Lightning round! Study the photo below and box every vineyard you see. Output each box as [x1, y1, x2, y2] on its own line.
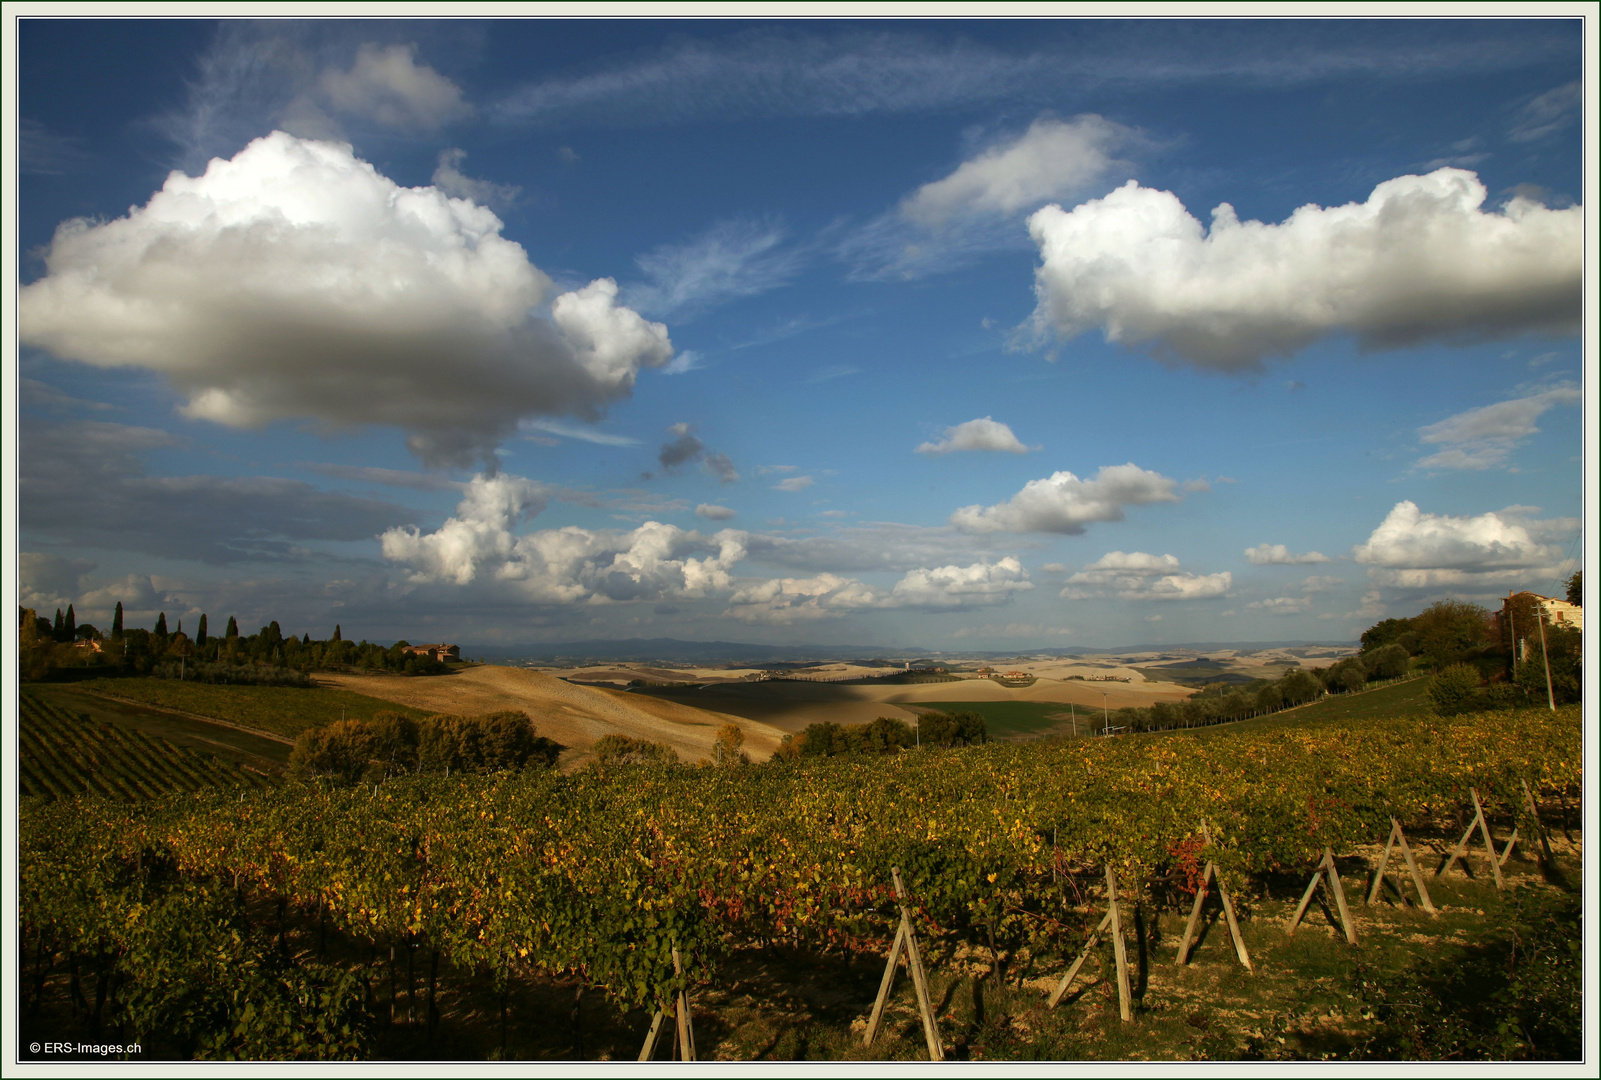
[19, 693, 276, 802]
[18, 704, 1582, 1060]
[78, 678, 432, 741]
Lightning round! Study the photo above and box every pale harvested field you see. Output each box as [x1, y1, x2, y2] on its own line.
[633, 675, 1193, 734]
[315, 667, 787, 765]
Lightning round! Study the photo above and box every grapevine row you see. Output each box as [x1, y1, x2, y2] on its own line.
[19, 705, 1579, 1057]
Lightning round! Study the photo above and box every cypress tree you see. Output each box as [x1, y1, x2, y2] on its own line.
[53, 608, 64, 640]
[155, 612, 168, 637]
[302, 632, 311, 646]
[333, 624, 342, 642]
[112, 602, 124, 638]
[226, 615, 238, 639]
[197, 614, 208, 646]
[65, 604, 76, 639]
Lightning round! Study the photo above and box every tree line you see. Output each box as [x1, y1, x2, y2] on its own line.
[18, 604, 459, 683]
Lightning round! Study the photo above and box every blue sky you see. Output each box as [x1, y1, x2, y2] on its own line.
[8, 15, 1591, 650]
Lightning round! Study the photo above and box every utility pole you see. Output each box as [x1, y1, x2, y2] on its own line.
[1507, 591, 1516, 682]
[1536, 606, 1556, 712]
[1101, 692, 1109, 736]
[1070, 702, 1076, 738]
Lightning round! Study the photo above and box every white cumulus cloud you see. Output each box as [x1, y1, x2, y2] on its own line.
[380, 473, 746, 603]
[317, 42, 472, 130]
[1415, 383, 1581, 471]
[1025, 168, 1581, 370]
[696, 504, 737, 521]
[889, 557, 1033, 608]
[1064, 550, 1230, 601]
[1244, 543, 1331, 565]
[1248, 596, 1312, 614]
[725, 557, 1031, 623]
[1352, 500, 1574, 588]
[19, 131, 673, 468]
[774, 475, 815, 493]
[915, 416, 1038, 456]
[431, 148, 521, 208]
[951, 463, 1180, 534]
[902, 115, 1135, 226]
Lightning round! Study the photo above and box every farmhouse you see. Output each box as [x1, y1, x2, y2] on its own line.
[1500, 592, 1584, 633]
[401, 642, 461, 662]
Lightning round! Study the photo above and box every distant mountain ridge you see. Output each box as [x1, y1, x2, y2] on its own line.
[463, 637, 1358, 665]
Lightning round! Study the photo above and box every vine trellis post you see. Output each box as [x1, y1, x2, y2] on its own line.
[1046, 864, 1133, 1022]
[1175, 820, 1253, 971]
[637, 946, 697, 1061]
[1495, 778, 1556, 870]
[1436, 787, 1505, 890]
[1366, 817, 1436, 913]
[1288, 846, 1358, 945]
[863, 867, 944, 1061]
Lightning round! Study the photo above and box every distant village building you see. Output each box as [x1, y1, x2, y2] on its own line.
[1498, 592, 1583, 634]
[402, 643, 460, 662]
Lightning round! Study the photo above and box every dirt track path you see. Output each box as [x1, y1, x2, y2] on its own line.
[316, 666, 787, 764]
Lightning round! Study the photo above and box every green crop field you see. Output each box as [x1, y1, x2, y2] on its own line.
[20, 692, 276, 802]
[79, 678, 431, 741]
[911, 700, 1091, 740]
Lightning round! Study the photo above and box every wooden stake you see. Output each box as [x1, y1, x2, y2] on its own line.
[1438, 788, 1505, 889]
[1521, 778, 1556, 868]
[1365, 821, 1399, 906]
[637, 1009, 666, 1062]
[1106, 865, 1133, 1022]
[1047, 910, 1113, 1008]
[863, 920, 908, 1046]
[672, 947, 696, 1062]
[1367, 819, 1437, 913]
[894, 869, 945, 1062]
[1288, 848, 1358, 944]
[1323, 847, 1357, 945]
[1498, 829, 1520, 868]
[1176, 822, 1253, 971]
[863, 869, 944, 1060]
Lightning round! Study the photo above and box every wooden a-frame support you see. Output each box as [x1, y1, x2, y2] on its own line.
[1175, 821, 1253, 971]
[1365, 817, 1436, 914]
[637, 946, 697, 1062]
[1436, 787, 1505, 890]
[1288, 846, 1358, 945]
[1046, 864, 1134, 1021]
[1493, 779, 1557, 870]
[862, 868, 945, 1061]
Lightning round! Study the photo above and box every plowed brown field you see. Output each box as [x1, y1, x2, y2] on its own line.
[314, 666, 787, 764]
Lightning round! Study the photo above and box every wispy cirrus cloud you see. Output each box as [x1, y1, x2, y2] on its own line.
[1414, 383, 1581, 471]
[487, 26, 1570, 131]
[628, 218, 808, 320]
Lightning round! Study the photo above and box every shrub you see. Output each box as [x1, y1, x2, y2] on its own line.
[918, 710, 987, 747]
[1428, 663, 1483, 716]
[592, 734, 678, 767]
[288, 720, 378, 785]
[711, 723, 749, 766]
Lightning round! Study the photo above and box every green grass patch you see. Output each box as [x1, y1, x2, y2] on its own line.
[78, 678, 431, 741]
[1164, 679, 1434, 742]
[913, 700, 1093, 740]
